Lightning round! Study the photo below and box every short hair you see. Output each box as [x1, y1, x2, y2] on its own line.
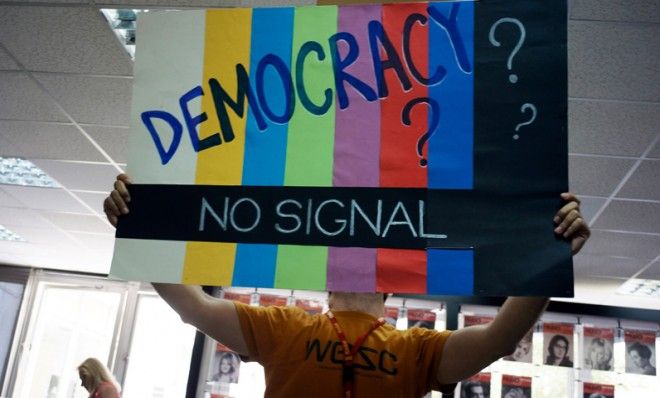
[78, 358, 118, 393]
[327, 292, 388, 302]
[627, 342, 652, 359]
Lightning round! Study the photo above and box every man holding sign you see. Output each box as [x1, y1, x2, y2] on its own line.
[106, 0, 583, 395]
[104, 174, 589, 397]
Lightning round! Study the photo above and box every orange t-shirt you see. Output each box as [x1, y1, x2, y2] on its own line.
[235, 302, 453, 398]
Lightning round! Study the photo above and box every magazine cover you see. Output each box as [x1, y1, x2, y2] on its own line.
[222, 291, 251, 304]
[384, 306, 399, 327]
[583, 382, 614, 398]
[624, 329, 656, 376]
[501, 375, 531, 398]
[407, 308, 436, 329]
[543, 323, 574, 368]
[463, 315, 493, 328]
[461, 372, 490, 398]
[258, 293, 287, 307]
[583, 327, 614, 371]
[504, 330, 533, 363]
[295, 297, 325, 314]
[210, 344, 241, 384]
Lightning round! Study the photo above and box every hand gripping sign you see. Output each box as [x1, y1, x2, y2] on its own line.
[111, 0, 571, 295]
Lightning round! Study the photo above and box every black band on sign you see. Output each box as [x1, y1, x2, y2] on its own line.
[115, 184, 452, 249]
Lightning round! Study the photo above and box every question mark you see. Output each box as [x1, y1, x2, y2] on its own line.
[488, 18, 526, 83]
[402, 97, 440, 167]
[513, 103, 537, 140]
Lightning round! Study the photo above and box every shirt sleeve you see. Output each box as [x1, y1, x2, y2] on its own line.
[414, 328, 456, 393]
[234, 302, 306, 365]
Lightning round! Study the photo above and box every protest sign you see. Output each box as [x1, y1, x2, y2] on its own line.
[111, 0, 570, 295]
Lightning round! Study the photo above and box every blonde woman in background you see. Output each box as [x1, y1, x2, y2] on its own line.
[78, 358, 121, 398]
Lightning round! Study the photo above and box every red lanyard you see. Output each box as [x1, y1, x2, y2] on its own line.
[325, 310, 385, 398]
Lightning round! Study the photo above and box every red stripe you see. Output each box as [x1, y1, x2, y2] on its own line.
[377, 3, 428, 293]
[379, 2, 428, 187]
[377, 248, 426, 293]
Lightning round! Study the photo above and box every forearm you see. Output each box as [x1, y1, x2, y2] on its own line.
[152, 282, 249, 355]
[488, 297, 548, 356]
[436, 297, 548, 383]
[152, 283, 208, 325]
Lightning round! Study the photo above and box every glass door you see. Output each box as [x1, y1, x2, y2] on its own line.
[9, 272, 127, 398]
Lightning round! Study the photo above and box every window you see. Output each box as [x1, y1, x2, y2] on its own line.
[121, 292, 196, 398]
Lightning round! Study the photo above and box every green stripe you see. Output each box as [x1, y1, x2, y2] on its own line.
[275, 5, 337, 290]
[285, 5, 336, 186]
[275, 245, 328, 290]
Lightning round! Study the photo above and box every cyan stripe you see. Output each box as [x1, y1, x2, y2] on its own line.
[233, 7, 294, 287]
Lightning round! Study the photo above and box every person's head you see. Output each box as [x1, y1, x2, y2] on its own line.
[219, 352, 236, 375]
[77, 358, 115, 393]
[627, 342, 652, 368]
[327, 292, 387, 317]
[547, 334, 570, 360]
[461, 381, 485, 398]
[588, 338, 612, 367]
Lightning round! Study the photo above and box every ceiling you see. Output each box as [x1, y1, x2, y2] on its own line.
[0, 0, 658, 309]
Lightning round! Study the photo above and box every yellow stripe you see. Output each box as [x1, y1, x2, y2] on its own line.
[182, 9, 252, 285]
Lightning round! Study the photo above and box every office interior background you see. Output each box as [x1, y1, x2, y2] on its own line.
[0, 0, 658, 397]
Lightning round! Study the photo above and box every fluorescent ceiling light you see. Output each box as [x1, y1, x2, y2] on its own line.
[101, 9, 149, 59]
[616, 278, 660, 298]
[0, 225, 26, 242]
[0, 157, 60, 188]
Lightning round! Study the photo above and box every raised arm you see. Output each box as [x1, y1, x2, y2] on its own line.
[104, 174, 249, 356]
[435, 193, 590, 384]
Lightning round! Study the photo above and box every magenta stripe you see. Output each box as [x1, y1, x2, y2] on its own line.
[328, 247, 377, 292]
[327, 4, 381, 292]
[332, 4, 381, 187]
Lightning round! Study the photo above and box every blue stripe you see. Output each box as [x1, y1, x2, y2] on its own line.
[427, 249, 473, 294]
[426, 2, 474, 293]
[233, 7, 294, 287]
[427, 1, 474, 189]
